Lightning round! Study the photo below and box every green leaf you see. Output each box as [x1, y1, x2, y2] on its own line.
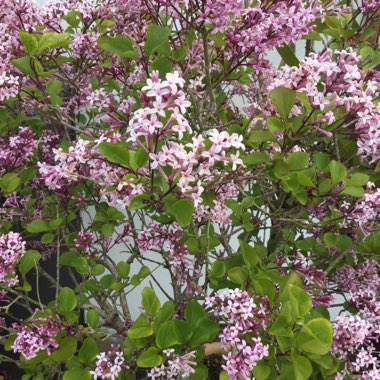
[41, 233, 55, 244]
[249, 130, 276, 143]
[86, 309, 100, 329]
[276, 44, 300, 66]
[98, 35, 137, 59]
[156, 320, 180, 348]
[12, 56, 35, 77]
[98, 141, 130, 167]
[188, 318, 220, 347]
[242, 152, 270, 166]
[116, 261, 130, 279]
[142, 287, 161, 316]
[46, 79, 62, 96]
[128, 326, 154, 339]
[252, 362, 271, 380]
[252, 279, 275, 301]
[79, 337, 99, 364]
[282, 353, 312, 380]
[288, 285, 312, 319]
[210, 261, 226, 278]
[27, 219, 52, 233]
[188, 365, 208, 380]
[349, 173, 369, 186]
[287, 152, 310, 171]
[269, 87, 296, 120]
[145, 25, 171, 56]
[0, 173, 21, 193]
[227, 267, 248, 285]
[267, 116, 286, 132]
[19, 31, 39, 56]
[151, 56, 173, 79]
[169, 198, 194, 227]
[185, 300, 207, 327]
[269, 315, 294, 337]
[63, 369, 91, 380]
[240, 240, 260, 270]
[154, 301, 175, 324]
[329, 160, 346, 185]
[52, 336, 77, 362]
[137, 347, 163, 368]
[341, 186, 364, 197]
[101, 223, 114, 236]
[19, 250, 41, 276]
[296, 318, 333, 355]
[38, 32, 70, 54]
[128, 193, 150, 210]
[59, 287, 77, 313]
[297, 172, 315, 187]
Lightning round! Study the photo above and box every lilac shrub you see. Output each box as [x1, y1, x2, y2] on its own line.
[0, 0, 379, 379]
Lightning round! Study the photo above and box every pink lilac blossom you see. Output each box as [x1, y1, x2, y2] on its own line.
[148, 349, 196, 379]
[260, 48, 380, 163]
[0, 232, 26, 287]
[0, 127, 37, 174]
[205, 289, 269, 380]
[332, 314, 379, 378]
[75, 231, 94, 251]
[38, 136, 145, 206]
[12, 313, 64, 360]
[348, 186, 380, 233]
[362, 0, 380, 14]
[90, 350, 128, 380]
[223, 0, 323, 59]
[332, 260, 380, 377]
[71, 31, 101, 61]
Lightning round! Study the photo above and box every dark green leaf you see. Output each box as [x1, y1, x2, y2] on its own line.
[19, 250, 41, 276]
[142, 287, 161, 316]
[98, 35, 137, 59]
[276, 44, 300, 66]
[59, 287, 77, 313]
[98, 141, 130, 167]
[145, 25, 170, 56]
[269, 87, 296, 120]
[52, 336, 77, 362]
[86, 309, 100, 329]
[79, 337, 99, 364]
[137, 347, 163, 368]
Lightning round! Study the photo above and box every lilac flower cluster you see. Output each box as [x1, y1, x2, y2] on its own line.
[0, 127, 37, 174]
[332, 314, 379, 379]
[205, 289, 269, 380]
[0, 232, 26, 287]
[147, 349, 196, 379]
[130, 71, 245, 207]
[194, 182, 239, 225]
[362, 0, 380, 14]
[265, 48, 380, 164]
[349, 184, 380, 233]
[334, 260, 380, 323]
[90, 350, 128, 380]
[75, 231, 94, 252]
[12, 313, 64, 360]
[332, 260, 380, 378]
[137, 223, 201, 295]
[201, 0, 323, 61]
[38, 136, 145, 206]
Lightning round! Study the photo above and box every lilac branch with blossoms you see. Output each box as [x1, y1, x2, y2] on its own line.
[0, 0, 379, 379]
